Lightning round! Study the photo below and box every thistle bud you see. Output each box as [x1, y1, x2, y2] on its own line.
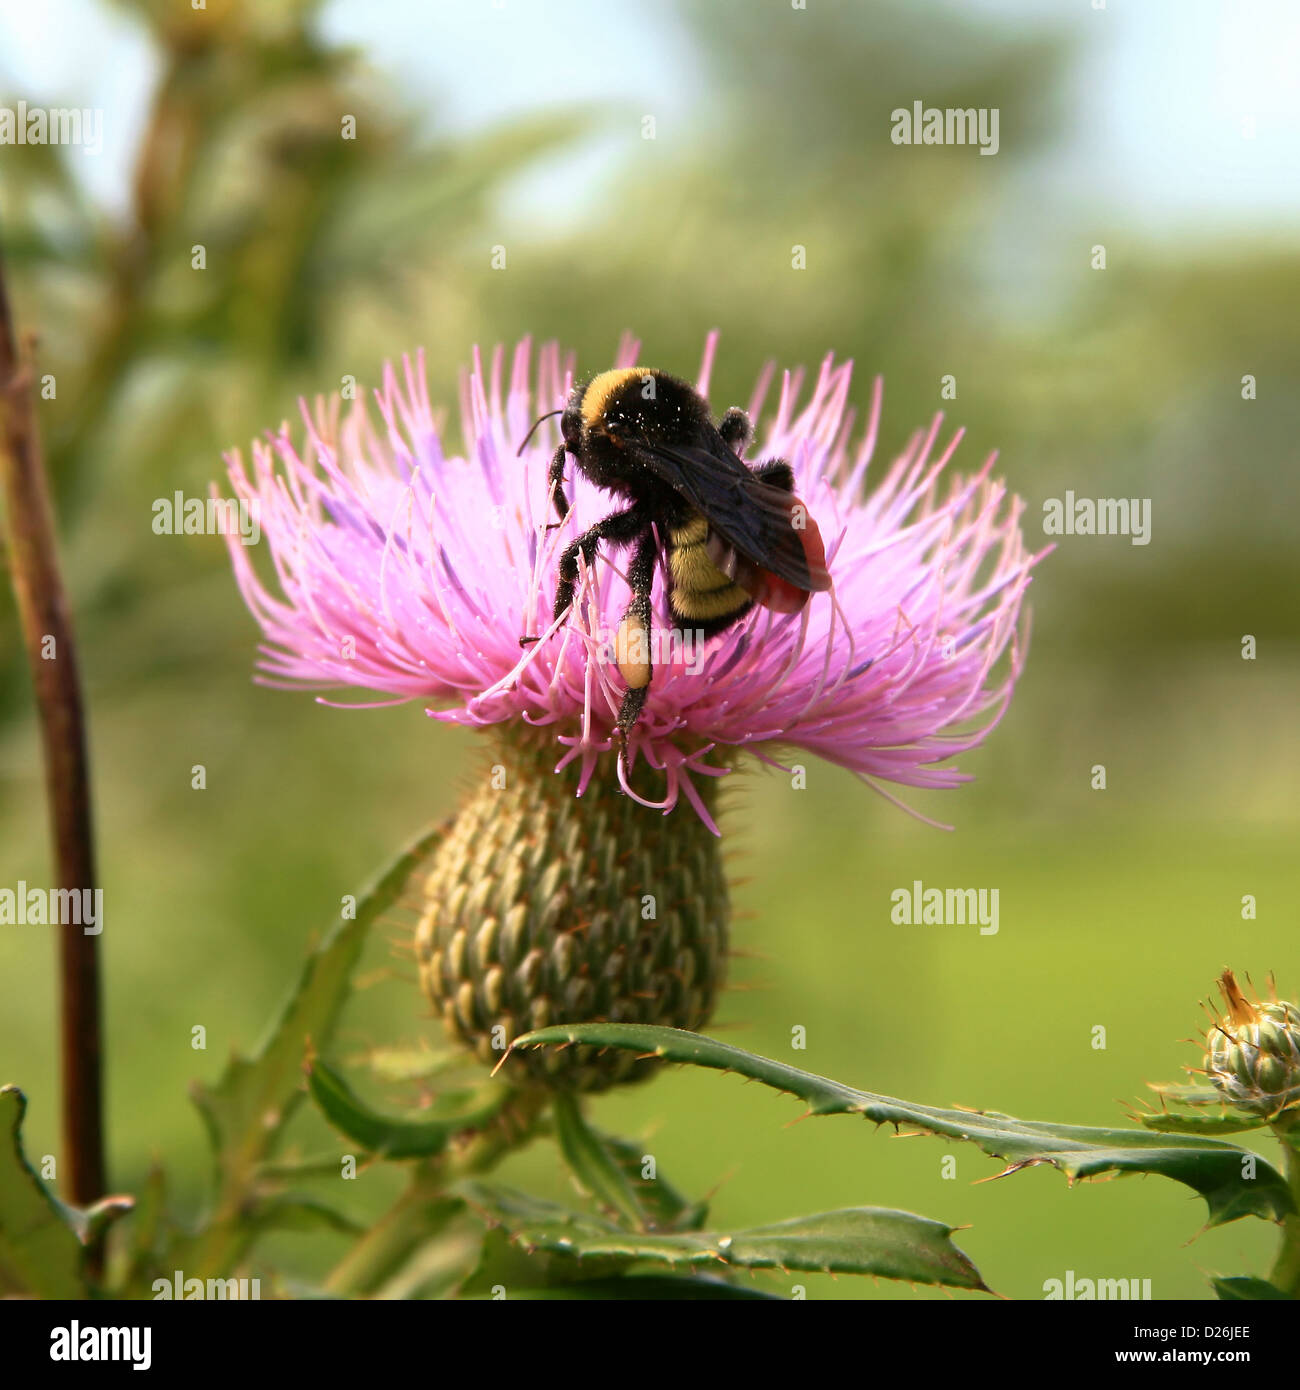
[1205, 970, 1300, 1118]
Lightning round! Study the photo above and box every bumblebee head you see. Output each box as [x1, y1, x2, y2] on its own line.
[579, 368, 651, 430]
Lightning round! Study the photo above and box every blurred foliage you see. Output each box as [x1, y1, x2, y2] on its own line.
[1, 0, 1296, 1299]
[0, 0, 591, 719]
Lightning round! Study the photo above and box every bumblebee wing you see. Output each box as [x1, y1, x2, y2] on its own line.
[622, 435, 832, 593]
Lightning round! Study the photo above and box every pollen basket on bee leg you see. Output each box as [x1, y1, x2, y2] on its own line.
[616, 615, 653, 689]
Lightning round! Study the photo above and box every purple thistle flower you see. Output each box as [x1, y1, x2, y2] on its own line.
[223, 333, 1042, 833]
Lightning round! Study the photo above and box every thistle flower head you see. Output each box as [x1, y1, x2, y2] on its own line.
[224, 334, 1040, 830]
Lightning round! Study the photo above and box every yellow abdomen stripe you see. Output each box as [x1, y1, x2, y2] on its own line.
[669, 516, 750, 620]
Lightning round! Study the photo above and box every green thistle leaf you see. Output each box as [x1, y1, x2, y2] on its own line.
[1212, 1275, 1290, 1300]
[514, 1023, 1294, 1228]
[552, 1094, 647, 1229]
[306, 1055, 509, 1160]
[459, 1183, 988, 1291]
[550, 1096, 706, 1232]
[1138, 1109, 1272, 1137]
[191, 822, 446, 1189]
[175, 822, 445, 1279]
[590, 1130, 710, 1233]
[0, 1086, 101, 1298]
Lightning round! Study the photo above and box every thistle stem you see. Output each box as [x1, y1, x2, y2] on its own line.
[1268, 1121, 1300, 1298]
[0, 245, 106, 1272]
[323, 1172, 456, 1298]
[325, 1091, 548, 1297]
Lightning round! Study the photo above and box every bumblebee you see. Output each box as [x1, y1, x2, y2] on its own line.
[520, 367, 832, 757]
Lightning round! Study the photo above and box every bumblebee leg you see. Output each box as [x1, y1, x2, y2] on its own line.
[719, 406, 752, 453]
[615, 688, 649, 764]
[522, 504, 635, 647]
[614, 530, 659, 763]
[550, 506, 647, 625]
[752, 457, 794, 491]
[546, 443, 570, 525]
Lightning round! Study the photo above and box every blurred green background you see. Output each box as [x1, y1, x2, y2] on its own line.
[1, 0, 1297, 1299]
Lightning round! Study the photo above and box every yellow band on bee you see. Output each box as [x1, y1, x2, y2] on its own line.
[581, 369, 649, 426]
[670, 583, 750, 620]
[669, 517, 749, 619]
[668, 515, 710, 548]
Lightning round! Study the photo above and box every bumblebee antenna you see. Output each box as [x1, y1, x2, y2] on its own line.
[516, 409, 563, 457]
